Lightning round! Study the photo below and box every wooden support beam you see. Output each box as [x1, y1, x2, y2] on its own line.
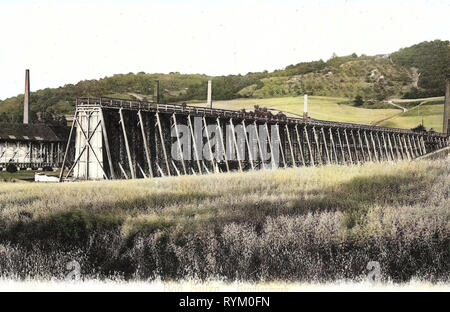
[100, 109, 115, 179]
[156, 162, 165, 177]
[230, 118, 243, 172]
[254, 121, 266, 169]
[321, 127, 331, 164]
[137, 163, 148, 178]
[242, 120, 255, 170]
[285, 124, 296, 168]
[343, 129, 353, 164]
[397, 134, 406, 160]
[275, 123, 287, 168]
[188, 115, 202, 174]
[402, 135, 411, 160]
[351, 130, 359, 163]
[380, 132, 389, 161]
[118, 162, 129, 179]
[420, 136, 427, 154]
[407, 135, 416, 158]
[387, 133, 395, 160]
[172, 114, 187, 175]
[357, 130, 365, 162]
[294, 125, 306, 166]
[312, 127, 322, 165]
[119, 108, 136, 179]
[172, 160, 181, 176]
[217, 118, 230, 172]
[59, 110, 78, 181]
[203, 116, 216, 172]
[363, 131, 372, 162]
[264, 122, 276, 169]
[329, 128, 338, 164]
[370, 131, 379, 162]
[138, 110, 154, 178]
[304, 125, 314, 166]
[156, 112, 171, 176]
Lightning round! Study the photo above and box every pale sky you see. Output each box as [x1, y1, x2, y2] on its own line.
[0, 0, 449, 100]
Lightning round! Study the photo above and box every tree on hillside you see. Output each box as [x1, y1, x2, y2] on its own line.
[353, 95, 364, 106]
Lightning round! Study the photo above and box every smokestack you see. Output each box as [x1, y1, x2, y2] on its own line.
[303, 94, 308, 118]
[23, 69, 30, 124]
[444, 78, 450, 135]
[207, 80, 212, 108]
[154, 80, 160, 103]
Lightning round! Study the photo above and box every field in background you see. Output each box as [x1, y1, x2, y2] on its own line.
[379, 104, 444, 132]
[191, 96, 400, 125]
[191, 96, 445, 132]
[0, 159, 448, 282]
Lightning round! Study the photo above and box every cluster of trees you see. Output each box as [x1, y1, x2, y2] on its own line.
[0, 40, 448, 122]
[391, 40, 450, 98]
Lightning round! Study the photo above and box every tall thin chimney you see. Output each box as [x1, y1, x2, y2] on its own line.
[444, 78, 450, 135]
[23, 69, 30, 124]
[207, 80, 212, 108]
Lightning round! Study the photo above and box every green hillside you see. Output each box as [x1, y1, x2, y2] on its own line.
[0, 40, 448, 126]
[192, 96, 401, 126]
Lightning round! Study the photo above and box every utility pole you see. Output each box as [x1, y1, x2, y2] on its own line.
[444, 78, 450, 135]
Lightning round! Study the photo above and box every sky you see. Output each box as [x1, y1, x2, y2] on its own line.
[0, 0, 449, 100]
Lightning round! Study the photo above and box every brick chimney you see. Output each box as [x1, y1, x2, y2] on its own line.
[23, 69, 30, 124]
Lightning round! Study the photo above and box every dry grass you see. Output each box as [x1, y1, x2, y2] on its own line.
[0, 159, 448, 282]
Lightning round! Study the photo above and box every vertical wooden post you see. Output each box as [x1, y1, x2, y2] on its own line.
[294, 125, 306, 166]
[329, 128, 338, 164]
[188, 115, 202, 174]
[254, 121, 266, 169]
[217, 118, 230, 172]
[172, 114, 187, 175]
[275, 124, 287, 168]
[312, 127, 322, 165]
[264, 122, 276, 169]
[370, 131, 379, 162]
[357, 130, 366, 162]
[119, 108, 136, 179]
[242, 120, 255, 170]
[101, 109, 116, 179]
[320, 127, 330, 164]
[402, 135, 411, 160]
[363, 131, 372, 162]
[351, 130, 359, 163]
[59, 110, 78, 182]
[284, 124, 295, 168]
[380, 132, 389, 161]
[304, 125, 314, 166]
[203, 116, 216, 172]
[344, 129, 353, 164]
[155, 112, 171, 176]
[230, 118, 243, 172]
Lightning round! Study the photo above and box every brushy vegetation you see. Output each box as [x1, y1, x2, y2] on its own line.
[0, 159, 448, 283]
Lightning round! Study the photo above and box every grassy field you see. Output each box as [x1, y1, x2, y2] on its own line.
[192, 96, 401, 126]
[0, 159, 448, 282]
[379, 104, 444, 132]
[191, 96, 446, 132]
